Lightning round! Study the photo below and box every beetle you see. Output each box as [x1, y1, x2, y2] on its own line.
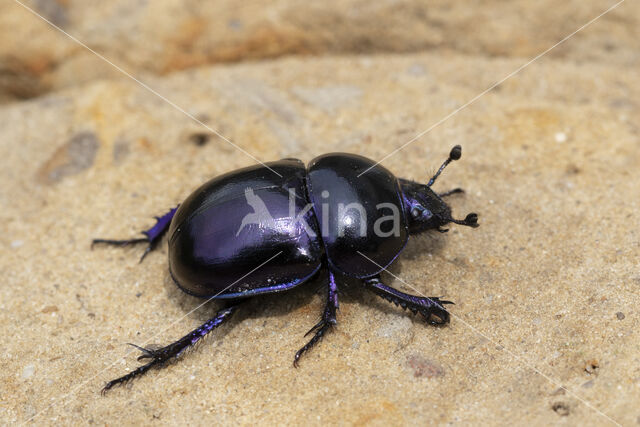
[93, 146, 478, 392]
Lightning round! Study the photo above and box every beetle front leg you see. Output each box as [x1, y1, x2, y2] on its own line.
[363, 276, 452, 325]
[92, 206, 178, 262]
[293, 270, 339, 367]
[102, 301, 242, 394]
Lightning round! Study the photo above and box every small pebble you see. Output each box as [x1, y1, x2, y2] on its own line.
[552, 402, 570, 416]
[554, 132, 567, 143]
[585, 359, 599, 375]
[189, 133, 210, 146]
[21, 364, 35, 379]
[616, 312, 625, 320]
[41, 305, 58, 314]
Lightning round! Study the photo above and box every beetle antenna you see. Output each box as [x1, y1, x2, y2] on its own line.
[427, 145, 462, 187]
[450, 212, 479, 228]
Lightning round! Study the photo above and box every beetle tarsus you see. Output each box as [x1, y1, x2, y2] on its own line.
[102, 302, 240, 394]
[363, 276, 453, 326]
[293, 270, 338, 367]
[438, 188, 464, 198]
[138, 242, 156, 263]
[101, 358, 161, 395]
[294, 320, 333, 368]
[92, 236, 155, 263]
[91, 237, 148, 248]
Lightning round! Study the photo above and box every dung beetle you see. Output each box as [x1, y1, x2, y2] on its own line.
[94, 146, 478, 392]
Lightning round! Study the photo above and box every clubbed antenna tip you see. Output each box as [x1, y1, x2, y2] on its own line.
[427, 145, 462, 187]
[450, 145, 462, 161]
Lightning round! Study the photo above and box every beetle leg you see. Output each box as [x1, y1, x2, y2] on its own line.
[363, 276, 453, 325]
[438, 188, 464, 198]
[92, 206, 179, 262]
[101, 302, 241, 394]
[293, 270, 339, 367]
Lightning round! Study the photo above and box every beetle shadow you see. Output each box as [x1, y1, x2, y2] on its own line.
[399, 230, 448, 261]
[159, 269, 331, 343]
[156, 230, 450, 349]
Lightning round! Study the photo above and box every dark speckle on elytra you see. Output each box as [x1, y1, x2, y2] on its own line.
[406, 354, 444, 378]
[36, 131, 100, 184]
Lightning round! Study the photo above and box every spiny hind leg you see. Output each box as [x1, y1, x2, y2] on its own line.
[92, 206, 178, 262]
[102, 301, 242, 394]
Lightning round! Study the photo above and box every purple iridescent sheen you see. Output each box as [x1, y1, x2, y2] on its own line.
[328, 269, 338, 311]
[168, 159, 323, 298]
[186, 306, 236, 349]
[143, 206, 179, 241]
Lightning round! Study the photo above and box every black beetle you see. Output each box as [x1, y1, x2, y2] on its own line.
[94, 146, 478, 392]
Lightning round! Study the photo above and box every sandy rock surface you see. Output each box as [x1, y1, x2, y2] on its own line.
[1, 1, 639, 426]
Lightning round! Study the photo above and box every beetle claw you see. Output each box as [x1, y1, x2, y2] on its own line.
[429, 313, 449, 325]
[420, 298, 451, 325]
[424, 309, 450, 325]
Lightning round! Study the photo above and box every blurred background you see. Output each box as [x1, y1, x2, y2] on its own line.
[1, 1, 637, 103]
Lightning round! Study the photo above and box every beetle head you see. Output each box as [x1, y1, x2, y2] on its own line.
[400, 145, 479, 234]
